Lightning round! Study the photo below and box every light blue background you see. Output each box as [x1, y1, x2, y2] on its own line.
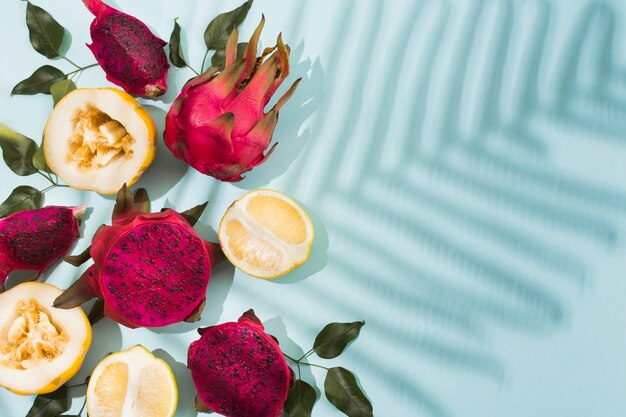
[2, 0, 626, 416]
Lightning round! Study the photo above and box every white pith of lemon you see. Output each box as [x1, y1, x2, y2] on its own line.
[218, 189, 314, 279]
[43, 88, 156, 194]
[0, 282, 91, 395]
[86, 345, 178, 417]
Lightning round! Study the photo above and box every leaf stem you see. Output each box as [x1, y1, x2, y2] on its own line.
[59, 54, 81, 70]
[188, 65, 200, 76]
[297, 348, 315, 362]
[284, 353, 299, 363]
[284, 353, 329, 371]
[67, 63, 99, 76]
[306, 362, 329, 371]
[37, 170, 54, 184]
[200, 49, 210, 73]
[41, 184, 56, 194]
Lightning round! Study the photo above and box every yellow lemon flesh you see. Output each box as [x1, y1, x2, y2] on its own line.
[0, 282, 91, 395]
[87, 345, 178, 417]
[219, 189, 314, 279]
[44, 88, 156, 194]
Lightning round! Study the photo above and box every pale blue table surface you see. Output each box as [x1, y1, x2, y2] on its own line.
[2, 0, 626, 416]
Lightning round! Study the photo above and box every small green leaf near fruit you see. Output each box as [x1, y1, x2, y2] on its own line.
[324, 367, 373, 417]
[24, 385, 69, 417]
[0, 186, 43, 218]
[50, 79, 76, 106]
[285, 379, 318, 417]
[168, 19, 187, 68]
[0, 124, 39, 176]
[203, 0, 253, 50]
[12, 65, 66, 96]
[314, 321, 365, 359]
[25, 1, 65, 59]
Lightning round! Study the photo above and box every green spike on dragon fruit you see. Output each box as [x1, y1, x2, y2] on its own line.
[0, 206, 84, 293]
[54, 186, 222, 329]
[83, 0, 169, 97]
[164, 17, 301, 182]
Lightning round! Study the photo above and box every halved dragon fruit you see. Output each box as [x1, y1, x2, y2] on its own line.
[0, 206, 84, 293]
[54, 186, 221, 328]
[188, 310, 294, 417]
[83, 0, 169, 97]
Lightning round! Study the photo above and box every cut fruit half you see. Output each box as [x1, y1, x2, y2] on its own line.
[218, 189, 314, 279]
[44, 88, 156, 194]
[0, 282, 91, 395]
[86, 345, 177, 417]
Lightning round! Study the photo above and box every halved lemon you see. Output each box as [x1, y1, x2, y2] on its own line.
[218, 189, 314, 279]
[0, 282, 91, 395]
[44, 88, 156, 194]
[86, 345, 177, 417]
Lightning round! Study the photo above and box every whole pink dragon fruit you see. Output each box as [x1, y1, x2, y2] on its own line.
[0, 206, 84, 292]
[83, 0, 169, 97]
[188, 310, 294, 417]
[164, 17, 301, 182]
[54, 186, 221, 328]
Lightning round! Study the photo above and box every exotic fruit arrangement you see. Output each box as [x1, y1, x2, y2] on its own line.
[54, 186, 221, 328]
[82, 0, 169, 97]
[188, 310, 293, 417]
[0, 206, 84, 292]
[0, 1, 372, 416]
[164, 17, 301, 182]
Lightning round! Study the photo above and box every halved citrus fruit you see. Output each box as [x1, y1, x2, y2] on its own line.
[86, 345, 177, 417]
[218, 189, 314, 279]
[0, 282, 91, 395]
[44, 88, 156, 194]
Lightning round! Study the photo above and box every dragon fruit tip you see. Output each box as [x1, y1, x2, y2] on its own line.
[72, 206, 88, 218]
[145, 84, 167, 98]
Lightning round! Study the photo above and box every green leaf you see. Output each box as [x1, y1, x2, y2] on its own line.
[169, 19, 187, 68]
[25, 1, 65, 59]
[203, 0, 253, 50]
[50, 79, 76, 106]
[211, 42, 248, 70]
[88, 299, 105, 325]
[0, 186, 43, 218]
[64, 245, 92, 267]
[12, 65, 66, 96]
[132, 188, 151, 213]
[284, 379, 317, 417]
[25, 384, 69, 417]
[32, 145, 50, 173]
[0, 124, 40, 176]
[324, 368, 373, 417]
[179, 202, 208, 226]
[313, 321, 365, 359]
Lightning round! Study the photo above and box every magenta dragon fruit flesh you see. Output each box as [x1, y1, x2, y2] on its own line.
[83, 0, 169, 97]
[0, 206, 84, 292]
[188, 310, 294, 417]
[164, 17, 301, 182]
[54, 186, 221, 328]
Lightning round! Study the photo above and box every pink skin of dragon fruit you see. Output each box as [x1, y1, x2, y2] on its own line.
[83, 0, 169, 97]
[164, 17, 301, 182]
[0, 206, 84, 292]
[188, 310, 294, 417]
[54, 187, 221, 328]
